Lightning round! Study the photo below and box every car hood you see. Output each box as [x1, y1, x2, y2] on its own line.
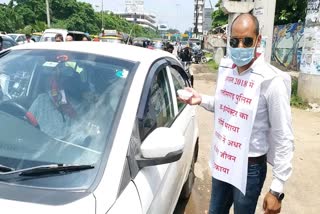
[0, 184, 96, 214]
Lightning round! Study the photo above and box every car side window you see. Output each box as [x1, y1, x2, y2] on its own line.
[2, 40, 14, 49]
[169, 66, 189, 112]
[16, 36, 23, 42]
[140, 67, 175, 140]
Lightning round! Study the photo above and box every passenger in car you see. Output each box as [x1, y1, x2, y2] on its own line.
[55, 34, 64, 42]
[28, 65, 89, 139]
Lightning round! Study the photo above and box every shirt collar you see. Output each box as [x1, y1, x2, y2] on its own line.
[232, 53, 265, 76]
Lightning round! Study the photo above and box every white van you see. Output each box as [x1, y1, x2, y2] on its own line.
[40, 29, 89, 42]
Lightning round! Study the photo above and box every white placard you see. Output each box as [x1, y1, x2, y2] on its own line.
[210, 58, 264, 194]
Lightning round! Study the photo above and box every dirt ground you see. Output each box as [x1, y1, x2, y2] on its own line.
[174, 64, 320, 214]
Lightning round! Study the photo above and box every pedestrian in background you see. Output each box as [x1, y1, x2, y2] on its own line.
[55, 33, 63, 42]
[178, 13, 294, 214]
[66, 34, 73, 42]
[82, 36, 89, 41]
[26, 34, 34, 43]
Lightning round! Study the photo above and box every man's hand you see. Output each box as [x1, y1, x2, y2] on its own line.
[177, 87, 202, 105]
[263, 192, 282, 214]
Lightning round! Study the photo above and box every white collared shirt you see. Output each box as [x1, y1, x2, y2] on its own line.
[200, 55, 294, 193]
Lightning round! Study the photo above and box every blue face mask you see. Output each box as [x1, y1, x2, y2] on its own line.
[230, 47, 255, 67]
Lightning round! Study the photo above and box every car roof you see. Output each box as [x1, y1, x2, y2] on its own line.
[0, 34, 16, 40]
[7, 33, 25, 36]
[9, 42, 176, 64]
[32, 32, 43, 36]
[100, 36, 122, 39]
[43, 29, 85, 34]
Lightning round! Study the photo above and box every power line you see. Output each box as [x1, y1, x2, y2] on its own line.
[209, 0, 213, 9]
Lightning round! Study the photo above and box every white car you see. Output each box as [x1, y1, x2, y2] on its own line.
[0, 42, 199, 214]
[7, 33, 27, 45]
[39, 29, 89, 42]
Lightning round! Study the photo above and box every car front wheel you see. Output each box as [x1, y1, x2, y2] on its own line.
[180, 141, 198, 200]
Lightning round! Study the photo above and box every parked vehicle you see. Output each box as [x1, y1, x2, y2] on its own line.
[180, 41, 189, 49]
[99, 36, 124, 44]
[191, 48, 207, 64]
[181, 61, 193, 87]
[0, 42, 199, 214]
[7, 33, 27, 45]
[31, 32, 43, 42]
[40, 29, 89, 42]
[188, 38, 201, 47]
[0, 34, 18, 51]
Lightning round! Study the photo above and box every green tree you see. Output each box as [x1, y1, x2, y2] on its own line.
[0, 0, 158, 37]
[211, 0, 228, 28]
[274, 0, 307, 25]
[0, 2, 24, 32]
[167, 28, 180, 34]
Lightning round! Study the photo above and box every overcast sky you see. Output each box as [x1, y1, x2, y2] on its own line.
[0, 0, 218, 31]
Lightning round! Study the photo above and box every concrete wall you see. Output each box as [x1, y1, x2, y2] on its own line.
[298, 73, 320, 103]
[204, 34, 226, 50]
[271, 22, 304, 71]
[298, 0, 320, 103]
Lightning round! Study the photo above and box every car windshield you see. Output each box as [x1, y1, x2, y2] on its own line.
[31, 35, 41, 42]
[153, 41, 163, 49]
[39, 32, 56, 42]
[0, 49, 135, 189]
[100, 38, 122, 43]
[8, 35, 17, 40]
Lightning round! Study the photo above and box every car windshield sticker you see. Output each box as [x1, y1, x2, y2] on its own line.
[115, 69, 129, 78]
[43, 61, 59, 67]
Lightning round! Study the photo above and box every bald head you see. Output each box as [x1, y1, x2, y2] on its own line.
[231, 13, 260, 36]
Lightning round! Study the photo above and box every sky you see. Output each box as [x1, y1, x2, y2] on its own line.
[0, 0, 218, 32]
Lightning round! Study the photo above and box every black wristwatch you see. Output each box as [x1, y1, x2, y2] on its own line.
[269, 189, 285, 201]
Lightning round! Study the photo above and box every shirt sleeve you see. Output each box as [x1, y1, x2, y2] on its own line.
[199, 94, 215, 112]
[266, 76, 294, 193]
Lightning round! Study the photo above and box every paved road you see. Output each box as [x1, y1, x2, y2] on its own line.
[174, 64, 320, 214]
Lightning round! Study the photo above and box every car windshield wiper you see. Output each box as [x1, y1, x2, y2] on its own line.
[0, 164, 15, 172]
[18, 164, 95, 176]
[0, 164, 94, 179]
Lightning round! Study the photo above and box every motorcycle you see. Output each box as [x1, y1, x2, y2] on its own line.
[191, 48, 207, 64]
[181, 61, 193, 87]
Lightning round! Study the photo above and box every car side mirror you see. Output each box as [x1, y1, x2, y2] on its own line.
[136, 127, 185, 168]
[0, 37, 3, 51]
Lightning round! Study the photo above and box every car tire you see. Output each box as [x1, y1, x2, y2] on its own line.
[201, 56, 207, 63]
[180, 141, 199, 200]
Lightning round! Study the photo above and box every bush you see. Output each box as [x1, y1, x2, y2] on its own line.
[206, 60, 219, 72]
[290, 78, 309, 109]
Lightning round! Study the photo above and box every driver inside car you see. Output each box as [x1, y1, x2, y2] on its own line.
[29, 64, 91, 140]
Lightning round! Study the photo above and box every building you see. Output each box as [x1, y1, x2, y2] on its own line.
[194, 0, 205, 38]
[116, 0, 157, 31]
[203, 8, 214, 35]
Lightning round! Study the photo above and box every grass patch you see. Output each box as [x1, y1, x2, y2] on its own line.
[290, 78, 309, 109]
[204, 52, 212, 58]
[206, 60, 219, 72]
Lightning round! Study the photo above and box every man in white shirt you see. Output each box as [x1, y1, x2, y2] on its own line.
[179, 13, 294, 214]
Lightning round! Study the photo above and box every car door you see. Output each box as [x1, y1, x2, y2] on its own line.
[16, 35, 24, 45]
[2, 38, 16, 50]
[167, 64, 198, 178]
[131, 59, 196, 214]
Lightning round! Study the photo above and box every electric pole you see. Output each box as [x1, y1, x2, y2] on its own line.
[45, 0, 50, 28]
[101, 0, 104, 31]
[194, 0, 199, 38]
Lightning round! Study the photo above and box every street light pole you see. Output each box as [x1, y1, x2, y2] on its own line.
[194, 0, 199, 38]
[101, 0, 104, 30]
[45, 0, 51, 27]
